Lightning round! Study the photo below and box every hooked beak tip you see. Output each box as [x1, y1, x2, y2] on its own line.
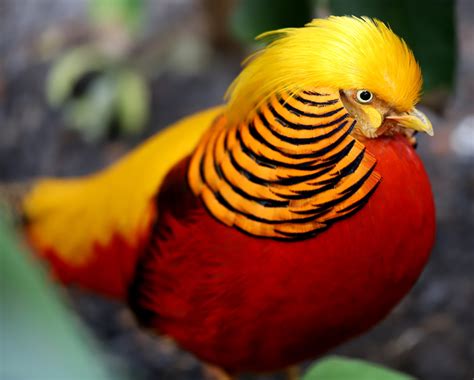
[387, 108, 434, 136]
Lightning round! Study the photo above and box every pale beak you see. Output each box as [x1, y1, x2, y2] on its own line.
[386, 108, 434, 136]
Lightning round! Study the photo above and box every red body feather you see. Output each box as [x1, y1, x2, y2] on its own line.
[131, 135, 435, 372]
[40, 231, 150, 299]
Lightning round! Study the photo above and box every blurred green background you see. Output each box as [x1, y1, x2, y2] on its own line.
[0, 0, 472, 379]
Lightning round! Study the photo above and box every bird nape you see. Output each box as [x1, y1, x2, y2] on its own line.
[16, 15, 435, 379]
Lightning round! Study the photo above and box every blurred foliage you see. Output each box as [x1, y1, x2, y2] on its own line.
[47, 47, 107, 106]
[303, 356, 414, 380]
[46, 0, 149, 141]
[115, 69, 150, 135]
[89, 0, 145, 34]
[231, 0, 455, 93]
[231, 0, 314, 43]
[47, 47, 149, 141]
[0, 212, 118, 380]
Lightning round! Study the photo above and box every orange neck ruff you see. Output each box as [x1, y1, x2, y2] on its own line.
[188, 90, 381, 239]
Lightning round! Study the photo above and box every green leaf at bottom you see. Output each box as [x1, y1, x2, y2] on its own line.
[303, 356, 415, 380]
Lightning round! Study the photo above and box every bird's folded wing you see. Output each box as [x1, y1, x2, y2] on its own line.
[22, 106, 224, 298]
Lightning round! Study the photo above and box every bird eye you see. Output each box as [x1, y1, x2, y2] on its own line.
[356, 90, 373, 104]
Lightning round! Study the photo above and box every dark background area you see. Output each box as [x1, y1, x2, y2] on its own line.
[0, 1, 472, 379]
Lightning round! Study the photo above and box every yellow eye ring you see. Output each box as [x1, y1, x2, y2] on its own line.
[356, 90, 373, 103]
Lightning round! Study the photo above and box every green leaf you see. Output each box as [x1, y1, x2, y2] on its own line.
[231, 0, 315, 43]
[328, 0, 455, 92]
[116, 70, 149, 135]
[67, 73, 117, 141]
[0, 212, 119, 380]
[303, 356, 415, 380]
[47, 46, 106, 106]
[89, 0, 145, 33]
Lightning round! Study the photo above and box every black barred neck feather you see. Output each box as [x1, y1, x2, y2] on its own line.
[188, 90, 381, 240]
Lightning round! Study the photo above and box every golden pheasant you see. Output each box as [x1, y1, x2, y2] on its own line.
[18, 16, 435, 377]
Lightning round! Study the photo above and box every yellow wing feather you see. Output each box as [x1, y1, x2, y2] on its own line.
[23, 106, 224, 265]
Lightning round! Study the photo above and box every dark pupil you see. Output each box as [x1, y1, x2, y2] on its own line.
[359, 91, 371, 101]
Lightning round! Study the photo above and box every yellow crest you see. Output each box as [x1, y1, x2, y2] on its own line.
[226, 16, 422, 121]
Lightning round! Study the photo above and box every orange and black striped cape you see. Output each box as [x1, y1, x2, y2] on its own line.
[188, 90, 380, 239]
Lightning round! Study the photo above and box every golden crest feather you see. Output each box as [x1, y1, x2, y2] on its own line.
[225, 16, 422, 122]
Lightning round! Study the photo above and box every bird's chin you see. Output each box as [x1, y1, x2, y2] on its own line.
[378, 118, 403, 136]
[353, 121, 389, 139]
[354, 119, 418, 147]
[352, 122, 380, 139]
